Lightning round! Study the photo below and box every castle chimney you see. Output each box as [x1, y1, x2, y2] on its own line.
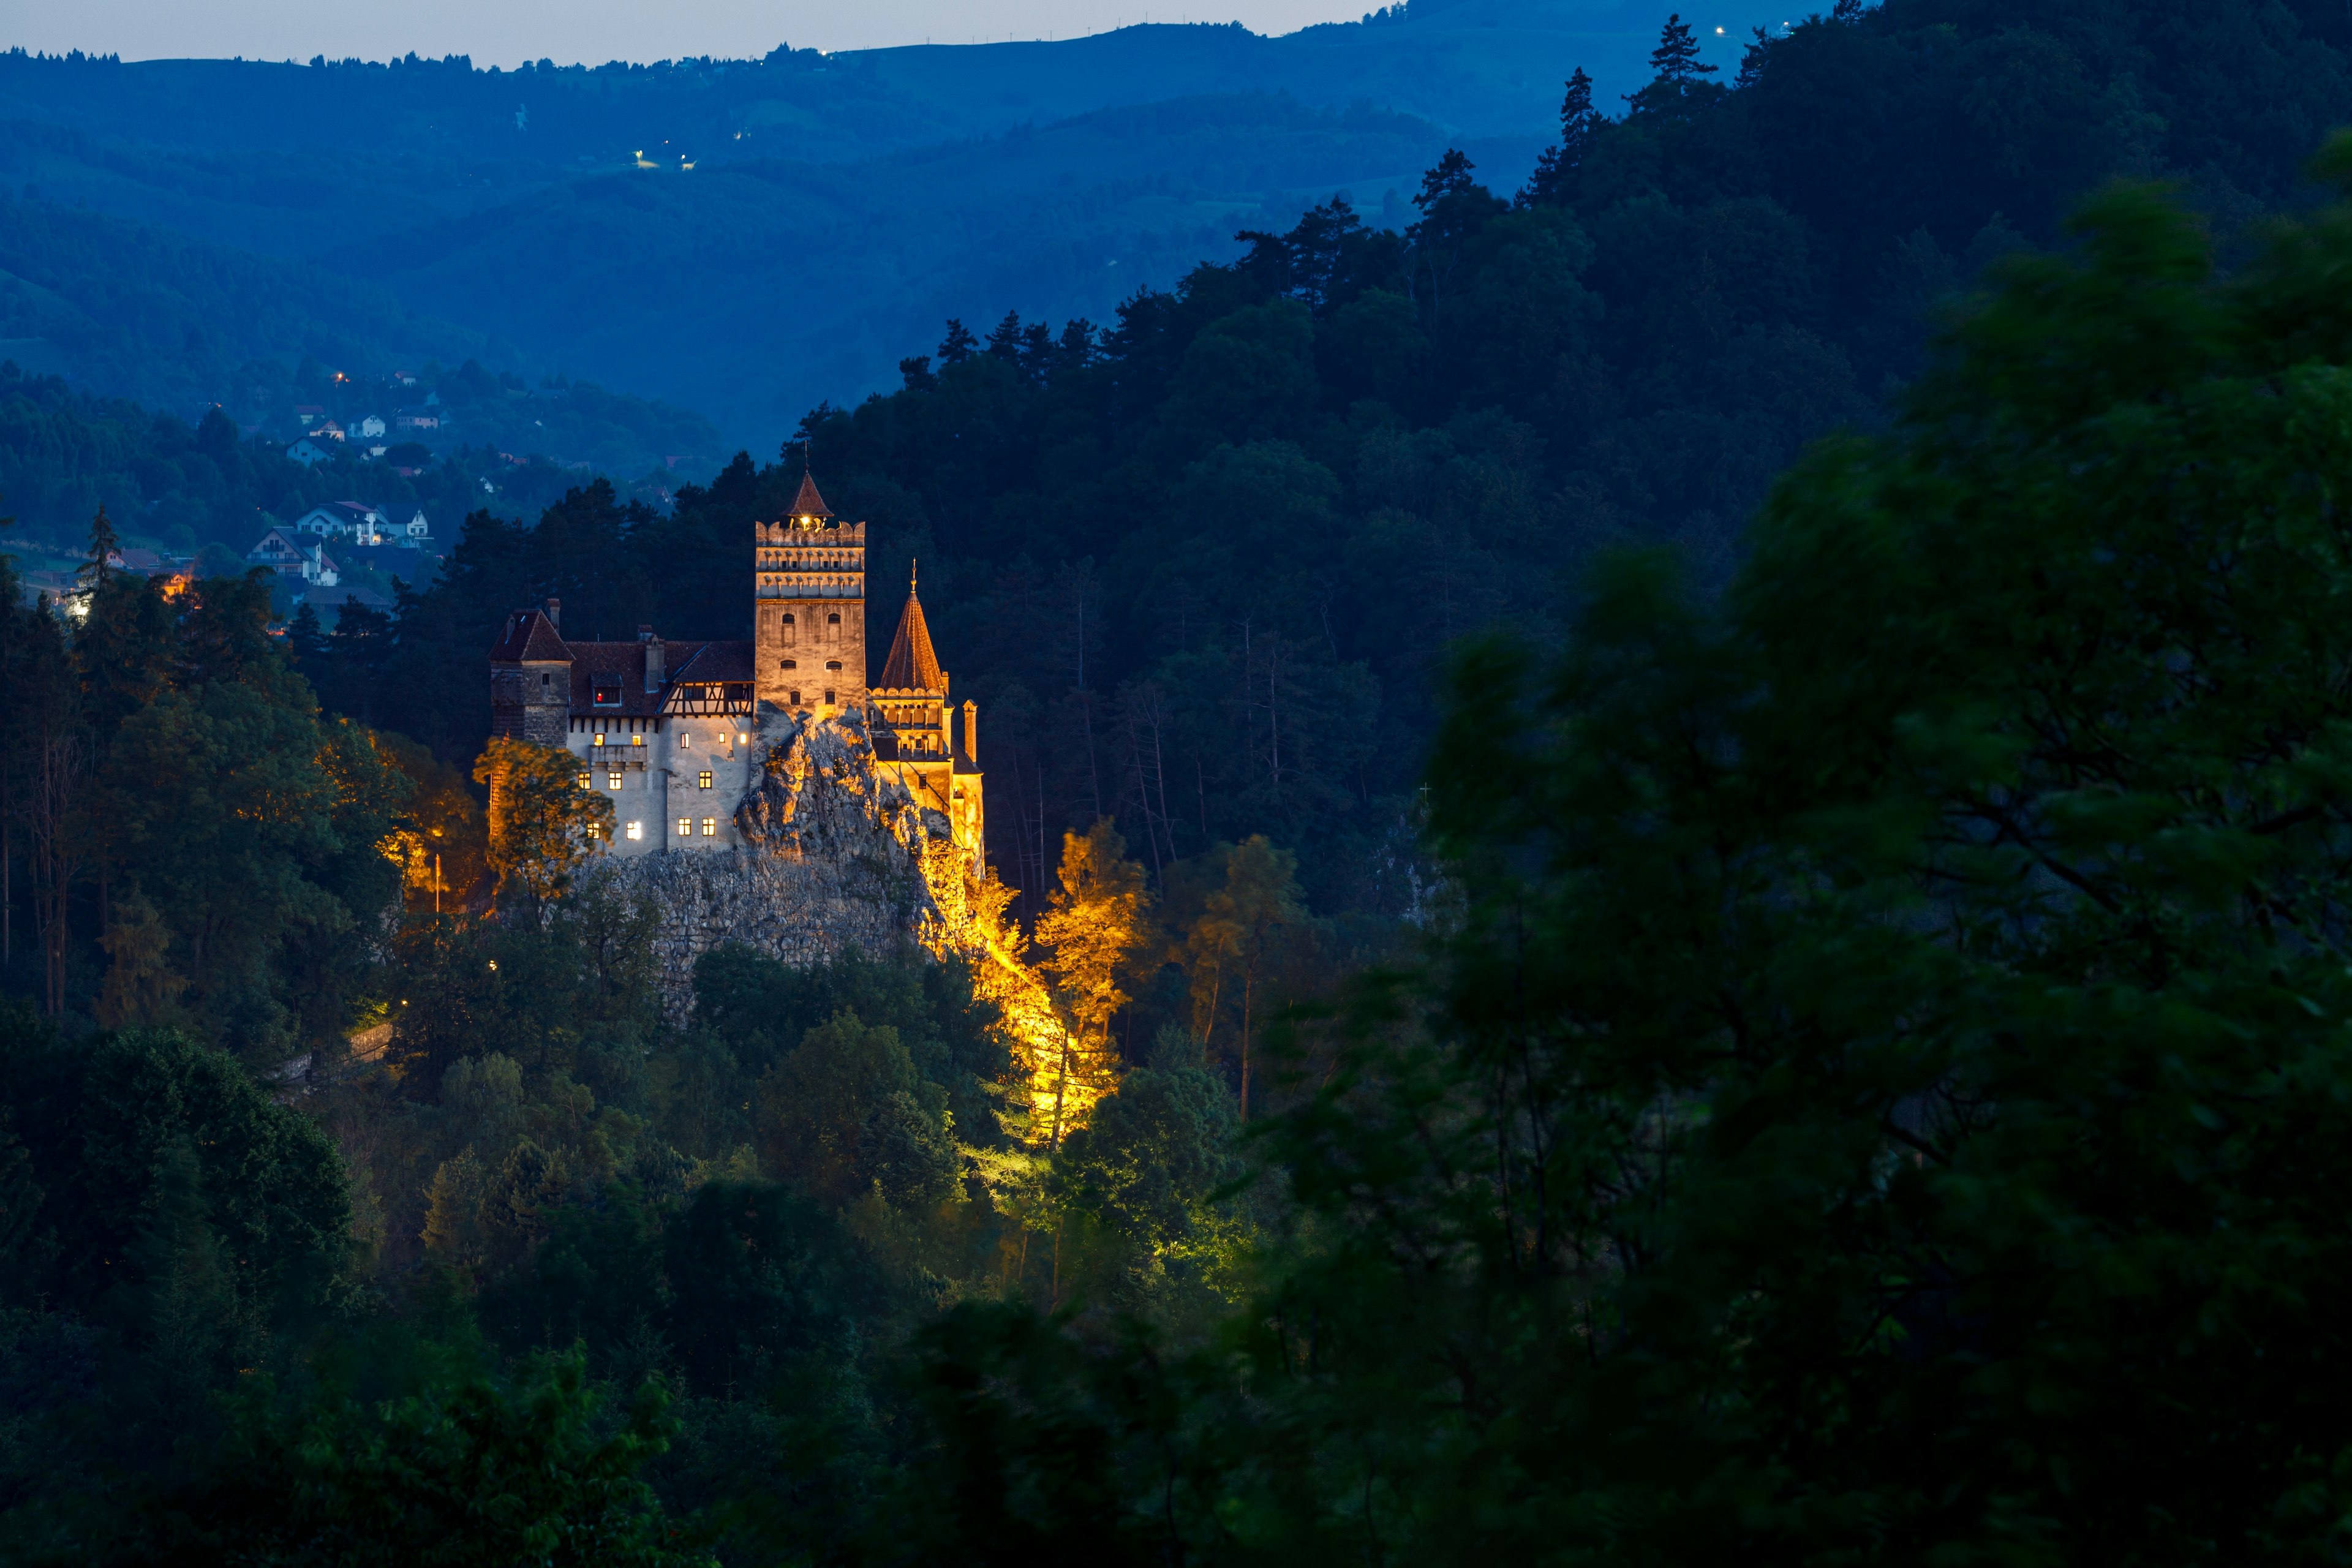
[543, 597, 561, 631]
[963, 699, 978, 763]
[643, 630, 664, 693]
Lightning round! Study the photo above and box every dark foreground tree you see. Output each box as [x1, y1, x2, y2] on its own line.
[129, 1350, 709, 1567]
[1267, 141, 2352, 1558]
[902, 138, 2352, 1562]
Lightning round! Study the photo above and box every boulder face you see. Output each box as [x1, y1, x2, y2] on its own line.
[582, 709, 953, 1024]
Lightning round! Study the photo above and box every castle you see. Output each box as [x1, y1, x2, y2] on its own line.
[486, 473, 984, 873]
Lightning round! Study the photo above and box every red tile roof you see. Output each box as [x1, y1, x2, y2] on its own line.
[487, 608, 572, 663]
[880, 583, 942, 691]
[788, 472, 833, 519]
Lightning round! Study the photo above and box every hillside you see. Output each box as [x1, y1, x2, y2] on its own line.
[0, 3, 1733, 443]
[353, 95, 1493, 439]
[16, 4, 2352, 1563]
[0, 192, 724, 480]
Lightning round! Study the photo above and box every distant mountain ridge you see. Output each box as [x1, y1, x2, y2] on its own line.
[2, 4, 1701, 447]
[0, 2, 1741, 166]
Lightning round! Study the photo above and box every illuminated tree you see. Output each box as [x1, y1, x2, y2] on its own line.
[1035, 820, 1152, 1147]
[473, 737, 612, 916]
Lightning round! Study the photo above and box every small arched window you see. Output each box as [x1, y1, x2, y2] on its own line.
[827, 612, 841, 624]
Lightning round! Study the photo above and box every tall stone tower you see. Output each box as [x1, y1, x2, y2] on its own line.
[755, 473, 865, 717]
[487, 598, 573, 746]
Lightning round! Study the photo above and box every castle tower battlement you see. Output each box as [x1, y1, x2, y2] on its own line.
[485, 474, 980, 880]
[755, 473, 865, 715]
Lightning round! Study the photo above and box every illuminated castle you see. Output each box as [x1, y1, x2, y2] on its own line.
[486, 473, 984, 870]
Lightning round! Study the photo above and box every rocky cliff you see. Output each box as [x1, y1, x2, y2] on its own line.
[583, 709, 944, 1023]
[578, 709, 1096, 1136]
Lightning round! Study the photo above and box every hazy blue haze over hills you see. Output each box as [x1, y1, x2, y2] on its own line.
[0, 0, 1781, 453]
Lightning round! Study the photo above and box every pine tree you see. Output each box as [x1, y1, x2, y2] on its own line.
[1626, 10, 1721, 119]
[1833, 0, 1866, 19]
[284, 601, 330, 673]
[1649, 12, 1715, 89]
[937, 318, 978, 364]
[1411, 147, 1479, 218]
[985, 310, 1025, 361]
[78, 502, 119, 599]
[1736, 26, 1775, 89]
[1407, 148, 1503, 309]
[1521, 67, 1603, 206]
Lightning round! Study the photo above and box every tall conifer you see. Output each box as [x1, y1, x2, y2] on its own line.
[1649, 13, 1714, 88]
[1521, 67, 1603, 206]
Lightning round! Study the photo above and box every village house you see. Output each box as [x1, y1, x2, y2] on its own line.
[357, 415, 386, 438]
[291, 502, 391, 546]
[247, 527, 339, 586]
[285, 437, 333, 467]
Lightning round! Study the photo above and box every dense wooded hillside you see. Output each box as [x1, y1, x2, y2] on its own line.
[13, 2, 2352, 1562]
[336, 0, 2352, 920]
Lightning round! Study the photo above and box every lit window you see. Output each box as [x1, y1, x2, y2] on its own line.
[607, 770, 622, 789]
[737, 733, 748, 745]
[593, 733, 605, 747]
[578, 772, 590, 789]
[700, 816, 717, 837]
[698, 770, 712, 789]
[679, 731, 690, 748]
[676, 816, 691, 838]
[586, 821, 601, 839]
[631, 733, 643, 747]
[625, 820, 642, 840]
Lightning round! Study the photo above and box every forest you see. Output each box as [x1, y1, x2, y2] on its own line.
[0, 195, 722, 481]
[14, 0, 2352, 1561]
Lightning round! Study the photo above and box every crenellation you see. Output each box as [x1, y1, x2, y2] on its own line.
[483, 473, 983, 881]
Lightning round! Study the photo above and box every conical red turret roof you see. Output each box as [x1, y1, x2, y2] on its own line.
[880, 567, 943, 692]
[788, 472, 833, 519]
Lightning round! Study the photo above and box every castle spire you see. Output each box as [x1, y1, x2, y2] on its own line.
[880, 560, 943, 691]
[788, 470, 833, 521]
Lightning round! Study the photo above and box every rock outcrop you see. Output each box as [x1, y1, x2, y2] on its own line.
[582, 709, 949, 1025]
[579, 707, 1099, 1140]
